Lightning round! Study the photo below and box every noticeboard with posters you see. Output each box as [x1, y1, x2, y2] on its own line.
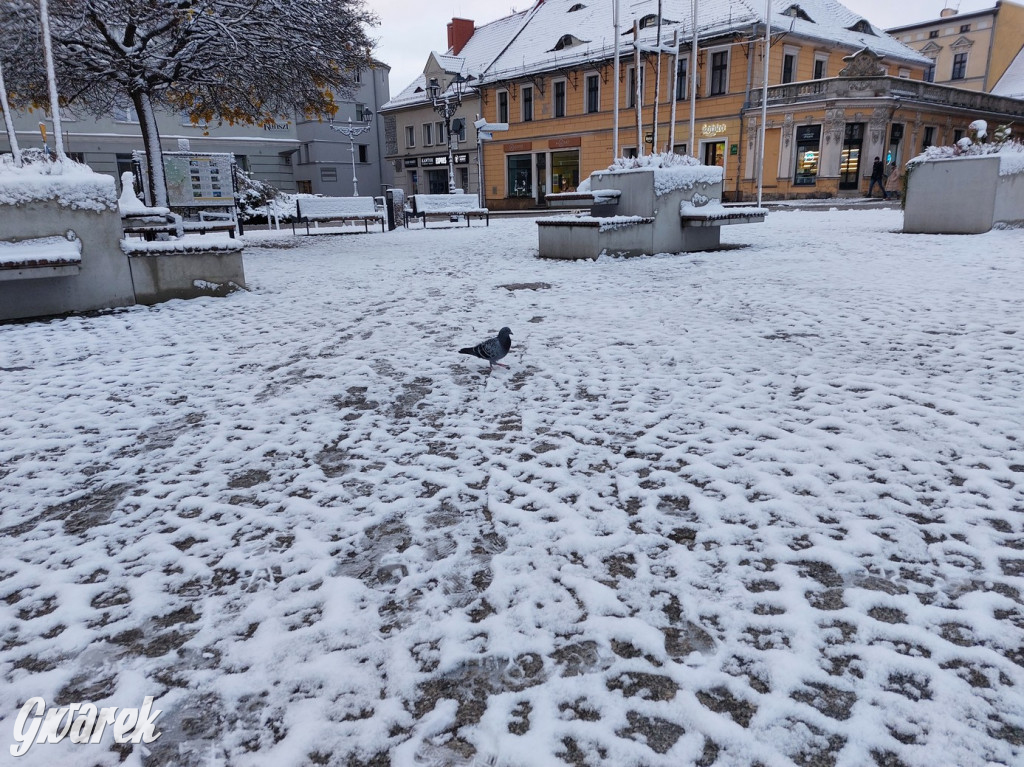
[133, 151, 236, 208]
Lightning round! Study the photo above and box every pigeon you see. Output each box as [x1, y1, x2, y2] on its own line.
[459, 327, 513, 369]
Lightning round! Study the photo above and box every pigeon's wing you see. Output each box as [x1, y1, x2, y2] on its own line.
[459, 336, 500, 360]
[476, 337, 503, 360]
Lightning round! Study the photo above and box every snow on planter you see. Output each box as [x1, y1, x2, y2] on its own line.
[0, 154, 116, 211]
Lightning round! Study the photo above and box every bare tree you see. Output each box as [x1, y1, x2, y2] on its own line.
[2, 0, 378, 205]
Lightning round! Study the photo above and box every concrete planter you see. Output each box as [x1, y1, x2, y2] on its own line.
[0, 197, 136, 322]
[123, 239, 246, 305]
[904, 155, 1024, 234]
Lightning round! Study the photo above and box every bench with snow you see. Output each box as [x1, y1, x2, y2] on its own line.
[545, 190, 621, 216]
[680, 198, 767, 227]
[0, 232, 83, 281]
[117, 174, 184, 240]
[292, 196, 385, 234]
[182, 210, 238, 238]
[407, 194, 489, 227]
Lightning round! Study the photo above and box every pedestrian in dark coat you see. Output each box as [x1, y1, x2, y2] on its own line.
[867, 156, 888, 199]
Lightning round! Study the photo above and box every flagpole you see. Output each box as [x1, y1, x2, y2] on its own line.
[757, 0, 771, 206]
[613, 0, 621, 160]
[689, 0, 698, 159]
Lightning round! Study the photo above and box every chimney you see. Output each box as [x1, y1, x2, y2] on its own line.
[447, 18, 475, 55]
[939, 7, 959, 17]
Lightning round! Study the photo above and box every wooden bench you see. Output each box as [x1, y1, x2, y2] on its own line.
[292, 196, 385, 234]
[0, 233, 83, 281]
[181, 210, 238, 238]
[407, 194, 489, 228]
[679, 201, 767, 227]
[545, 190, 621, 216]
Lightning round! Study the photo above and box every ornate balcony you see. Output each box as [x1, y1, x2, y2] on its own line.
[748, 76, 1024, 119]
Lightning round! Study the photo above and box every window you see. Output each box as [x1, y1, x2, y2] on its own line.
[321, 167, 338, 182]
[627, 66, 644, 108]
[710, 50, 729, 96]
[498, 90, 509, 123]
[951, 52, 967, 80]
[782, 52, 797, 84]
[794, 125, 821, 185]
[568, 3, 585, 10]
[551, 150, 579, 193]
[923, 126, 935, 149]
[405, 126, 415, 148]
[960, 24, 971, 33]
[898, 68, 910, 79]
[358, 145, 368, 163]
[586, 74, 600, 113]
[423, 123, 433, 145]
[813, 56, 828, 79]
[554, 80, 566, 118]
[112, 103, 139, 123]
[507, 154, 532, 197]
[929, 30, 939, 39]
[297, 180, 313, 194]
[639, 14, 659, 29]
[455, 120, 466, 142]
[675, 57, 688, 100]
[436, 121, 445, 144]
[924, 63, 936, 82]
[672, 143, 688, 156]
[522, 86, 534, 121]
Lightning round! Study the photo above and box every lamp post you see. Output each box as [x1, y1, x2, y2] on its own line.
[329, 107, 374, 196]
[426, 74, 467, 193]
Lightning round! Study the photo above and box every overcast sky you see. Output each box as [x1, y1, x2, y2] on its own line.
[371, 0, 995, 95]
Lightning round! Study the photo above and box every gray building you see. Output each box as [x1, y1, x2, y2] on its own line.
[0, 63, 392, 197]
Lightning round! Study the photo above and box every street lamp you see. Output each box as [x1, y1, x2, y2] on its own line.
[426, 74, 467, 193]
[329, 107, 374, 197]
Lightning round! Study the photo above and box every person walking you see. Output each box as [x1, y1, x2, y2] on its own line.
[884, 160, 903, 200]
[867, 156, 887, 199]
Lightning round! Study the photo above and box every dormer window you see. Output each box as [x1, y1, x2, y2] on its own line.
[568, 3, 585, 11]
[848, 19, 875, 35]
[640, 14, 660, 29]
[782, 5, 812, 22]
[553, 34, 584, 51]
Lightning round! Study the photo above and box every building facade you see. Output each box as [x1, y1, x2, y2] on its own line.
[387, 0, 1024, 208]
[886, 2, 1024, 93]
[0, 66, 392, 197]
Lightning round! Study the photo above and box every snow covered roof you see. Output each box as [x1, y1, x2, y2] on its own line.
[480, 0, 929, 82]
[992, 45, 1024, 99]
[381, 10, 530, 110]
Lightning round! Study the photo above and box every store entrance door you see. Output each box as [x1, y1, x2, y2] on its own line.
[703, 140, 726, 170]
[428, 170, 448, 194]
[839, 123, 864, 190]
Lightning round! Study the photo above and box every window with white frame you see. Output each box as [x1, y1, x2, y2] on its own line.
[709, 49, 729, 96]
[675, 57, 688, 100]
[436, 121, 445, 144]
[522, 85, 534, 121]
[498, 90, 509, 123]
[554, 79, 566, 118]
[405, 125, 415, 148]
[423, 123, 433, 145]
[813, 53, 829, 79]
[627, 65, 645, 108]
[585, 73, 600, 113]
[112, 102, 139, 123]
[782, 47, 799, 83]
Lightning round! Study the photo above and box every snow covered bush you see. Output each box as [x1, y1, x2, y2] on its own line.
[234, 167, 284, 222]
[607, 151, 701, 171]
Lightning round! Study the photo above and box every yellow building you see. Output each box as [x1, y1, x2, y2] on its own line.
[887, 2, 1024, 93]
[383, 0, 1024, 206]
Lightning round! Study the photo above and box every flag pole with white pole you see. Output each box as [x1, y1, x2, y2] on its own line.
[613, 0, 620, 160]
[757, 0, 771, 206]
[689, 0, 698, 159]
[39, 0, 67, 162]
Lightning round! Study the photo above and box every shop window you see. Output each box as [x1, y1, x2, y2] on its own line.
[839, 122, 863, 190]
[586, 74, 600, 113]
[793, 125, 821, 185]
[709, 50, 729, 96]
[551, 150, 579, 193]
[507, 154, 532, 197]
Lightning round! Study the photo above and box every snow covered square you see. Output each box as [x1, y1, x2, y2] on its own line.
[1, 209, 1023, 767]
